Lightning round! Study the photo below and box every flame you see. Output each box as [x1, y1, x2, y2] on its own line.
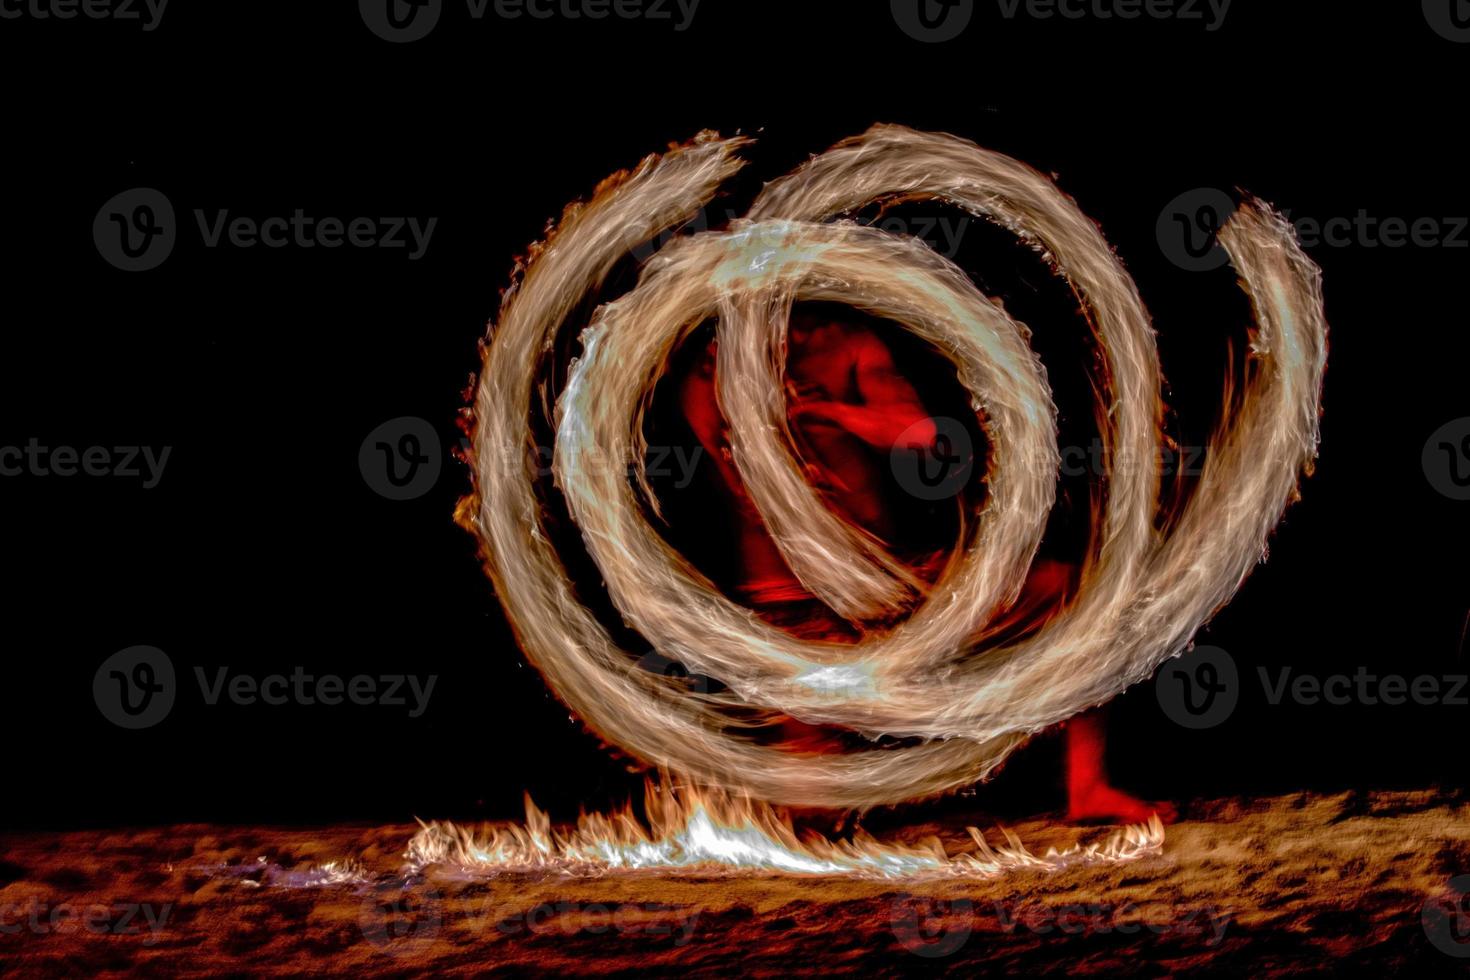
[405, 777, 1163, 880]
[213, 857, 373, 890]
[465, 126, 1328, 808]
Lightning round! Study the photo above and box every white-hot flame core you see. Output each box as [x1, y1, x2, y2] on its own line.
[405, 780, 1164, 880]
[468, 126, 1328, 808]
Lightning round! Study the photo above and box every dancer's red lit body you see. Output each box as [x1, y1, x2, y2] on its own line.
[679, 313, 1174, 824]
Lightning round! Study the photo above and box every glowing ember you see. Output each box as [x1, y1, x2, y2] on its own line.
[463, 126, 1328, 808]
[405, 777, 1163, 880]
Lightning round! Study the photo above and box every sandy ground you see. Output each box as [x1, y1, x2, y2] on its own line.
[3, 789, 1470, 976]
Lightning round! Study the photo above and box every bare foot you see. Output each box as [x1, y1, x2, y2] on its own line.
[1067, 783, 1178, 824]
[1065, 707, 1178, 824]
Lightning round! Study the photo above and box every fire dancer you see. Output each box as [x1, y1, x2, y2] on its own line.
[678, 311, 1176, 824]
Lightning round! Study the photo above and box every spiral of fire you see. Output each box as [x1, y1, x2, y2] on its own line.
[467, 126, 1327, 808]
